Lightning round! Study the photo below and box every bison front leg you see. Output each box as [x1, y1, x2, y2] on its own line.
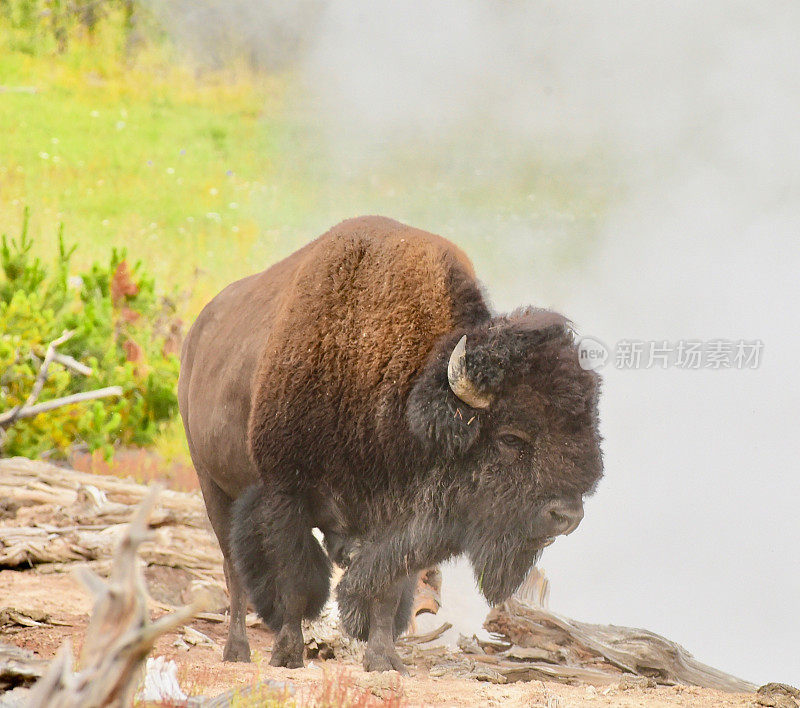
[337, 519, 456, 673]
[362, 576, 415, 675]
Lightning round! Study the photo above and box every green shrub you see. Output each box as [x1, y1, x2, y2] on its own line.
[0, 0, 139, 54]
[0, 209, 182, 458]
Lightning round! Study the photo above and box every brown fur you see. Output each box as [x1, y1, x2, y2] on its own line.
[247, 216, 488, 518]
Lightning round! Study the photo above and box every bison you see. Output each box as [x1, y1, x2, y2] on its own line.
[178, 216, 602, 673]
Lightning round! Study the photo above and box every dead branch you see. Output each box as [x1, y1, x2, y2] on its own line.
[0, 331, 120, 429]
[0, 387, 123, 426]
[398, 622, 453, 646]
[23, 487, 204, 708]
[484, 597, 756, 693]
[15, 331, 74, 414]
[51, 353, 92, 377]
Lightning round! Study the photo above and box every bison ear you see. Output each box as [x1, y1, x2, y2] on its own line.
[406, 345, 483, 458]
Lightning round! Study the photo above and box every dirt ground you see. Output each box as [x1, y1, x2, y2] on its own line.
[0, 569, 763, 708]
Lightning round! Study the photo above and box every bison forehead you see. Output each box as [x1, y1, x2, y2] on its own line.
[497, 363, 600, 422]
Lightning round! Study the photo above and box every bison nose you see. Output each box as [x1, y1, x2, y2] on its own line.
[536, 498, 584, 538]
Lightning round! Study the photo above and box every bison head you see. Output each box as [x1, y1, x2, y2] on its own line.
[406, 308, 603, 603]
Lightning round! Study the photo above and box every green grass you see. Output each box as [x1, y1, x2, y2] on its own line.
[0, 13, 290, 316]
[0, 13, 293, 461]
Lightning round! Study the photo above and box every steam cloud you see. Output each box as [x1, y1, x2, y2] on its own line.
[152, 0, 800, 685]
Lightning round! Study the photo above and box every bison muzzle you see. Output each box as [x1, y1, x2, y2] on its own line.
[178, 216, 603, 673]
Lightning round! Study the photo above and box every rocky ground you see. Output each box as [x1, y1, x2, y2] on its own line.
[0, 575, 761, 708]
[0, 457, 793, 707]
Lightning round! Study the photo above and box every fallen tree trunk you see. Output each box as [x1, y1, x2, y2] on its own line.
[0, 457, 209, 527]
[0, 458, 224, 594]
[483, 597, 756, 692]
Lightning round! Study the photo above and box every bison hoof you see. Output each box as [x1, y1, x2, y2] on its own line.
[269, 628, 304, 669]
[363, 644, 409, 675]
[222, 637, 251, 663]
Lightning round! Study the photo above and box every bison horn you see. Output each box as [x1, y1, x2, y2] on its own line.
[448, 335, 492, 409]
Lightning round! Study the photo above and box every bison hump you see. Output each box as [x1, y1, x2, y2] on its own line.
[247, 216, 487, 487]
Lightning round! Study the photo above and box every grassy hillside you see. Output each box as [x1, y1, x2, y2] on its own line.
[0, 11, 290, 316]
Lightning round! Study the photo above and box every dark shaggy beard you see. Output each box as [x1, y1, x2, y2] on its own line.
[464, 525, 543, 605]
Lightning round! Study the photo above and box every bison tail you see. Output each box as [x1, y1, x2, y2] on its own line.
[231, 483, 331, 632]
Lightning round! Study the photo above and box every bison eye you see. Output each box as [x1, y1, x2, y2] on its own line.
[499, 432, 527, 449]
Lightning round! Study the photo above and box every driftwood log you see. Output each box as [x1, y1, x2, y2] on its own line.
[478, 597, 756, 692]
[22, 488, 202, 708]
[0, 457, 224, 589]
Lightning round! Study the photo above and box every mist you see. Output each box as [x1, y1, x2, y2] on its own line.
[154, 0, 800, 685]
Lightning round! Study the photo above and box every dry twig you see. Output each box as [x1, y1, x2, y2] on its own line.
[0, 331, 121, 429]
[23, 487, 204, 708]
